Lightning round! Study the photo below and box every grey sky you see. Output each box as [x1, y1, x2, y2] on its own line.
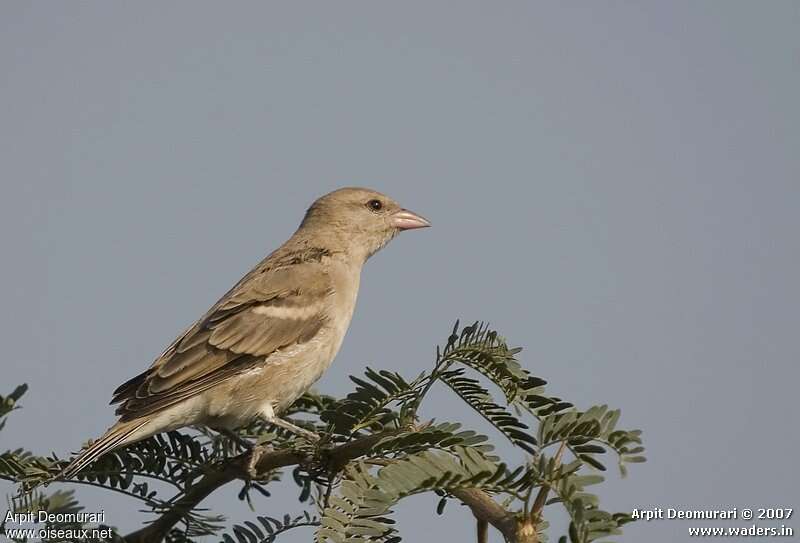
[1, 2, 798, 541]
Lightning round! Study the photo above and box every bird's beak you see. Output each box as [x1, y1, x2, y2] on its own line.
[391, 208, 432, 230]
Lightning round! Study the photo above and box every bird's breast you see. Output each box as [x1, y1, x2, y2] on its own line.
[324, 262, 362, 359]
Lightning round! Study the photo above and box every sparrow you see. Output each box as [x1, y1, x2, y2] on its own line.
[58, 187, 430, 479]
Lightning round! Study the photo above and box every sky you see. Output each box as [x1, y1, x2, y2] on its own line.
[1, 2, 798, 542]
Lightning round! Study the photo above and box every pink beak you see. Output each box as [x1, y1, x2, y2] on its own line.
[391, 208, 432, 230]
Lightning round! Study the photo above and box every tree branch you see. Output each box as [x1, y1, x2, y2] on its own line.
[452, 488, 538, 543]
[124, 430, 543, 543]
[477, 518, 488, 543]
[124, 432, 397, 543]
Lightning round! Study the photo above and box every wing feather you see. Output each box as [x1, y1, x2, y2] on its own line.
[111, 253, 333, 421]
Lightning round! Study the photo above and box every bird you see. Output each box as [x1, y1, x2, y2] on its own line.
[57, 187, 430, 479]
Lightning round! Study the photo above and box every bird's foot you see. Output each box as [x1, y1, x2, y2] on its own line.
[243, 443, 272, 480]
[237, 443, 273, 505]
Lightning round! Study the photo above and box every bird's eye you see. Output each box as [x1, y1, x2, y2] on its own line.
[366, 199, 383, 212]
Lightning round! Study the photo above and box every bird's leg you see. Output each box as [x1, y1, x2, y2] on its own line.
[271, 417, 321, 443]
[212, 428, 272, 480]
[259, 402, 320, 443]
[215, 428, 253, 452]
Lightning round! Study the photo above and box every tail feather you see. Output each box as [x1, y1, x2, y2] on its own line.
[56, 420, 150, 481]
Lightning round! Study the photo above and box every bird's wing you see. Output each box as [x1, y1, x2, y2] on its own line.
[111, 259, 332, 421]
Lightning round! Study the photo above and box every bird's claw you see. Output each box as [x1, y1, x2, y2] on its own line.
[293, 427, 321, 444]
[244, 443, 272, 480]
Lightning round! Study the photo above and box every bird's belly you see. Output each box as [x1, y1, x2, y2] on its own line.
[199, 324, 345, 428]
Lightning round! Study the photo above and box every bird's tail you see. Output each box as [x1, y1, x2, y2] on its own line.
[55, 419, 150, 481]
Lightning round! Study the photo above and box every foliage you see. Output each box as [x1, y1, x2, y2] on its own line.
[1, 321, 645, 543]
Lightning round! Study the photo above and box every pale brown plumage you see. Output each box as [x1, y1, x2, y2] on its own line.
[58, 187, 430, 479]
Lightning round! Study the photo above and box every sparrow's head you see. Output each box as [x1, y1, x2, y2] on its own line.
[300, 187, 430, 262]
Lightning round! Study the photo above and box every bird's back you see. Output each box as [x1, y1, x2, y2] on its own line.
[110, 239, 360, 426]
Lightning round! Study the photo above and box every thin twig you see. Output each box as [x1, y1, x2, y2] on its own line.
[530, 441, 567, 520]
[477, 518, 488, 543]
